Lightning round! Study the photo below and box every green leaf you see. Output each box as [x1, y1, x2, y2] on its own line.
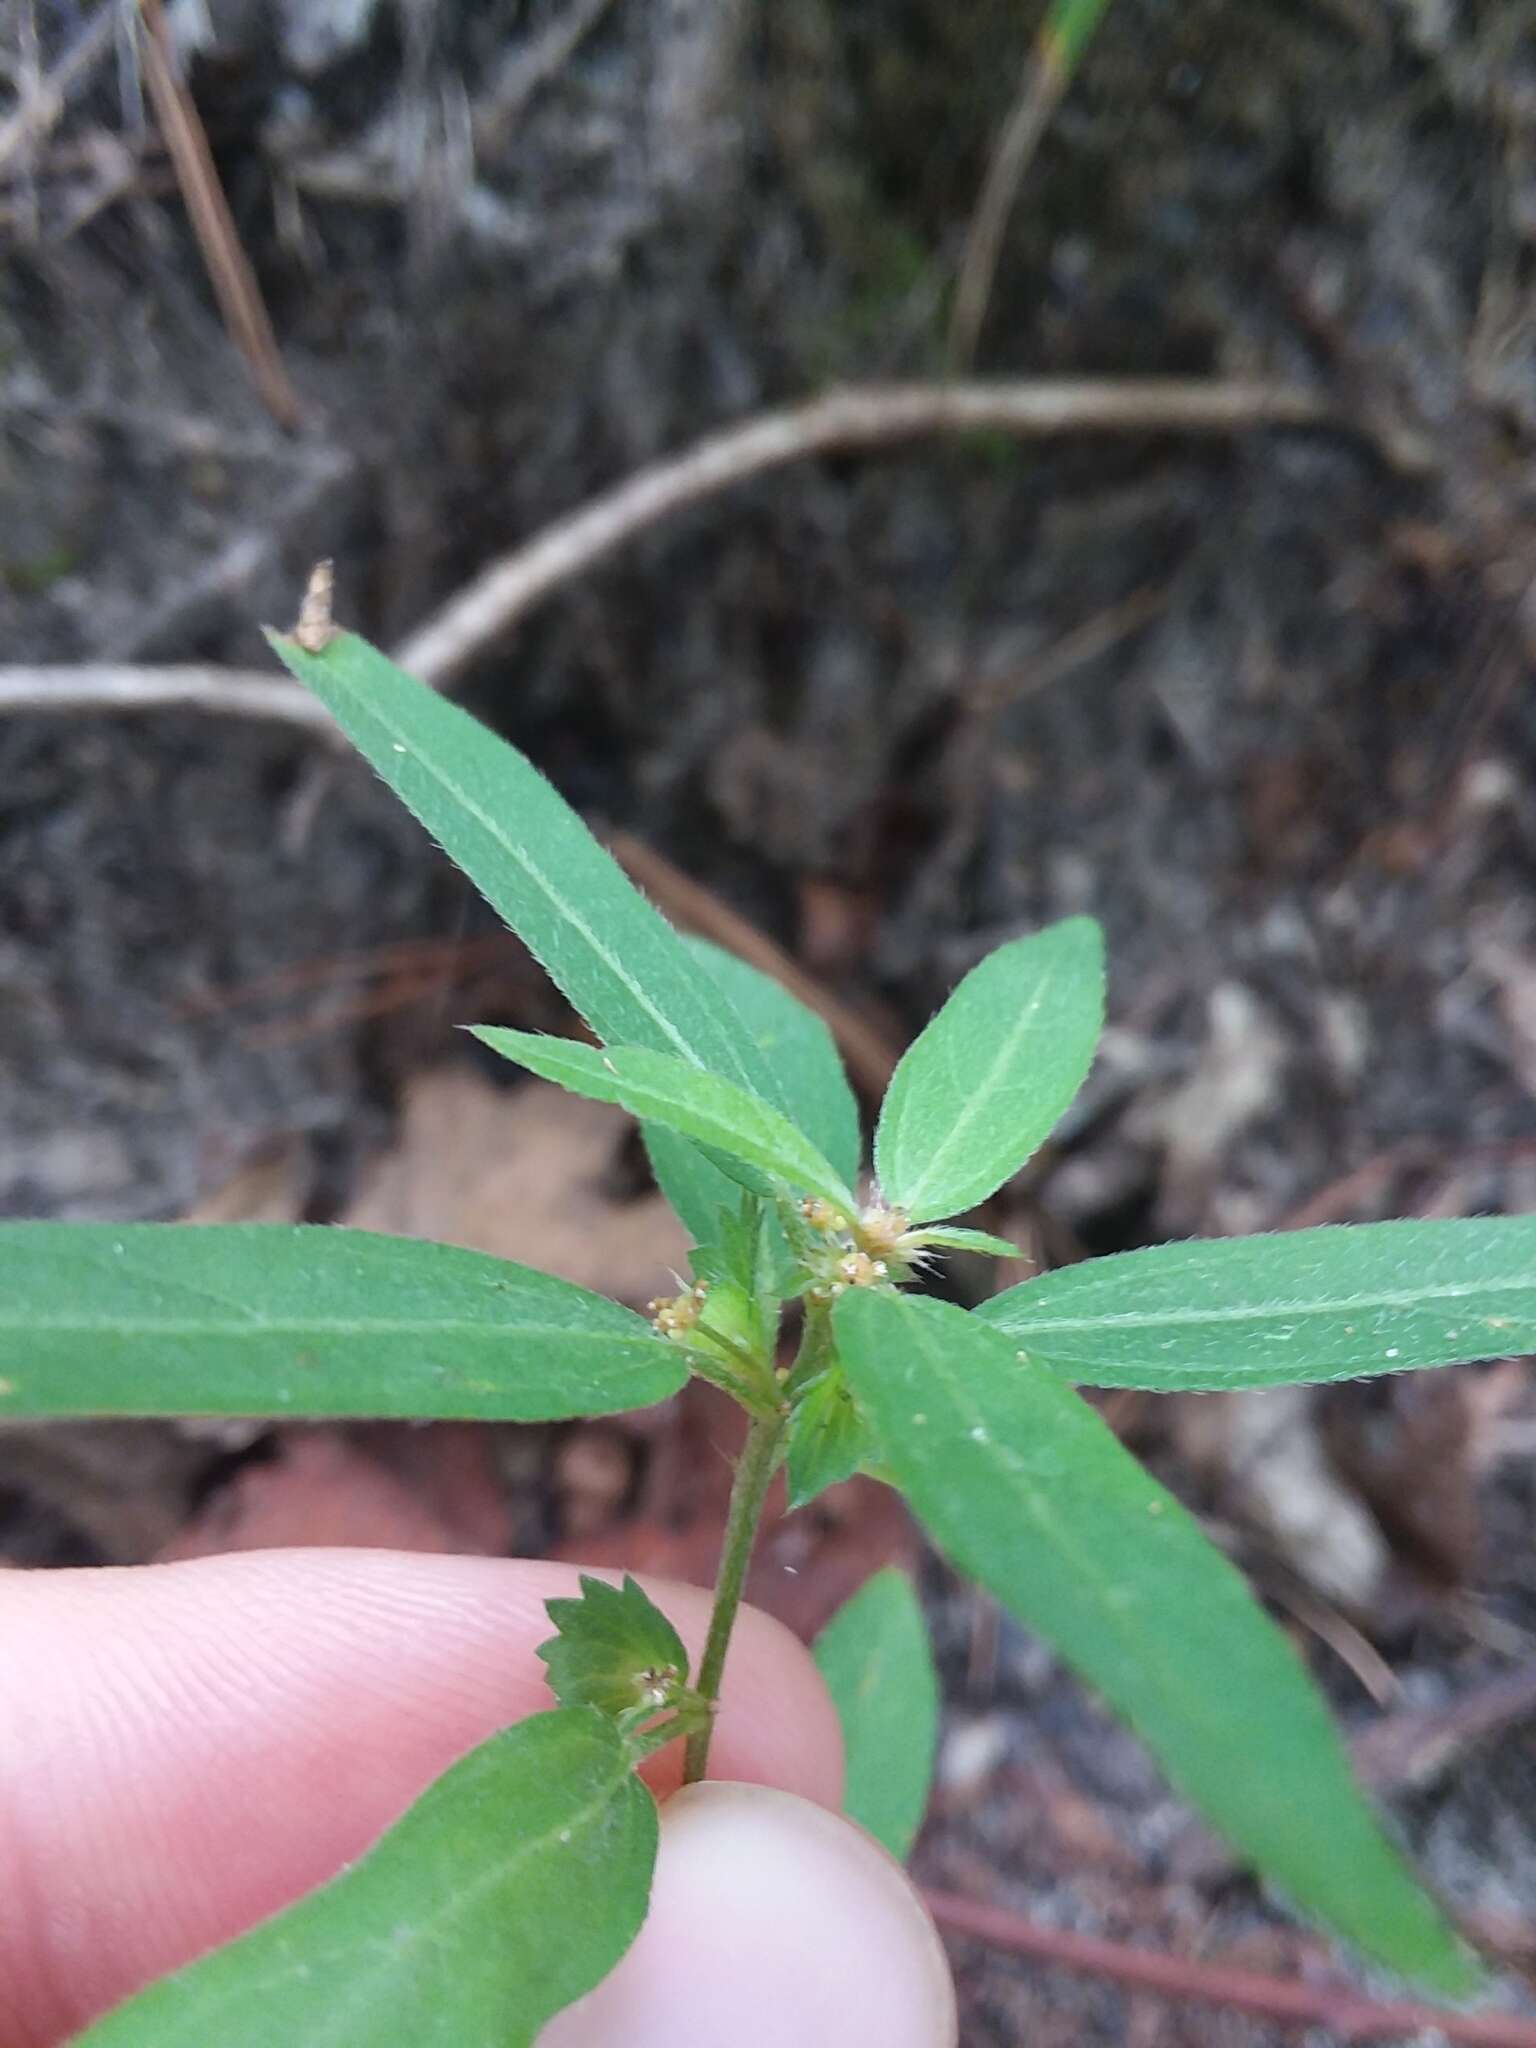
[267, 630, 783, 1110]
[73, 1708, 655, 2047]
[0, 1224, 683, 1421]
[906, 1225, 1021, 1259]
[682, 939, 861, 1186]
[646, 938, 862, 1243]
[813, 1570, 939, 1861]
[874, 917, 1104, 1223]
[539, 1575, 691, 1721]
[785, 1365, 870, 1509]
[475, 1032, 857, 1215]
[979, 1218, 1536, 1390]
[835, 1289, 1476, 1992]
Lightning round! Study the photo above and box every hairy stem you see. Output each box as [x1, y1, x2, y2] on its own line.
[683, 1408, 785, 1783]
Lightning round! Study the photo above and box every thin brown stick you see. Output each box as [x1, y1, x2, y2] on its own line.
[0, 665, 338, 737]
[136, 0, 301, 430]
[924, 1891, 1536, 2045]
[948, 50, 1067, 368]
[603, 828, 901, 1098]
[392, 378, 1322, 689]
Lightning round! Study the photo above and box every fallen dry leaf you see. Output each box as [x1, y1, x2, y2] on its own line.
[161, 1425, 514, 1560]
[341, 1062, 690, 1305]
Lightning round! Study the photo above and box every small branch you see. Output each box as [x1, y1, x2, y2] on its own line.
[925, 1891, 1536, 2046]
[393, 378, 1323, 689]
[0, 666, 340, 738]
[136, 0, 302, 430]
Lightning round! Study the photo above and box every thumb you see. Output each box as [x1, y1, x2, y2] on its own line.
[539, 1781, 958, 2047]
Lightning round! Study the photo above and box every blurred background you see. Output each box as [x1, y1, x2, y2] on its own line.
[6, 0, 1536, 2038]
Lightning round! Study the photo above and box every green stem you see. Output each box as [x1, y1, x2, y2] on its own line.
[683, 1408, 785, 1783]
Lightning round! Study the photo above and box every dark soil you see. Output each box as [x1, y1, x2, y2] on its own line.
[6, 0, 1536, 2038]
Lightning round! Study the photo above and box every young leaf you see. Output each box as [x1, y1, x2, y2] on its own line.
[267, 630, 783, 1109]
[0, 1224, 683, 1421]
[539, 1575, 691, 1720]
[904, 1225, 1021, 1259]
[73, 1708, 655, 2047]
[474, 1031, 857, 1214]
[813, 1570, 939, 1861]
[683, 938, 861, 1186]
[646, 938, 862, 1243]
[836, 1289, 1476, 1992]
[785, 1365, 870, 1509]
[979, 1217, 1536, 1390]
[874, 917, 1104, 1223]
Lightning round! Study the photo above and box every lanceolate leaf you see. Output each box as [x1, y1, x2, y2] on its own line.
[647, 938, 861, 1243]
[980, 1218, 1536, 1390]
[813, 1570, 939, 1861]
[874, 917, 1104, 1224]
[836, 1289, 1475, 1991]
[74, 1709, 656, 2047]
[267, 631, 782, 1111]
[475, 1032, 857, 1214]
[0, 1224, 683, 1421]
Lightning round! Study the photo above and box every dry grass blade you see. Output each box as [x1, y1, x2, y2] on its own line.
[135, 0, 302, 430]
[950, 0, 1118, 367]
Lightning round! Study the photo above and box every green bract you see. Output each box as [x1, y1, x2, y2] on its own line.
[25, 620, 1519, 2035]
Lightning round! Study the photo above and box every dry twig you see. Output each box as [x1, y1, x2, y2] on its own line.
[0, 666, 338, 738]
[393, 378, 1322, 689]
[135, 0, 301, 429]
[925, 1890, 1536, 2044]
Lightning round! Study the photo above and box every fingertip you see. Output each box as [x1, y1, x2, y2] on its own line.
[539, 1782, 958, 2047]
[0, 1549, 843, 2045]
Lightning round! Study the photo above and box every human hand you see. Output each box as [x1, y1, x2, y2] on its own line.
[0, 1550, 957, 2046]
